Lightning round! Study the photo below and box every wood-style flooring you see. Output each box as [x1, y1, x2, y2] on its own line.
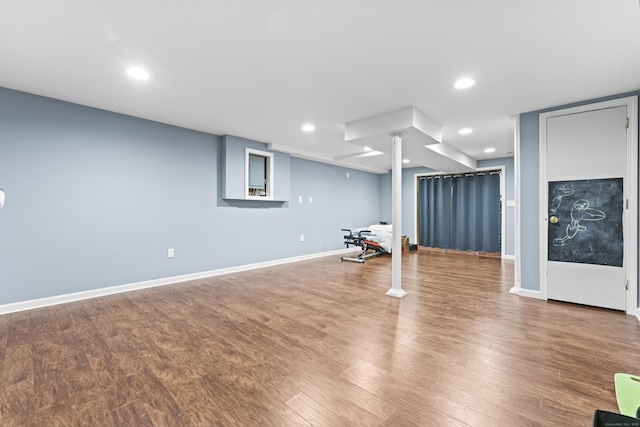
[1, 248, 639, 426]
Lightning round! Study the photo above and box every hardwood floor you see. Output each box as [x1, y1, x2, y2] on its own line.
[1, 249, 639, 426]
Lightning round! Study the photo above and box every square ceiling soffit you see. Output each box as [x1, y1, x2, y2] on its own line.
[344, 106, 476, 172]
[417, 145, 476, 172]
[344, 106, 442, 147]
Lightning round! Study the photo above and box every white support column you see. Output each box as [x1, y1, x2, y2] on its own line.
[386, 132, 407, 298]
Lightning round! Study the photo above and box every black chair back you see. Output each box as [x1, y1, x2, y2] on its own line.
[593, 409, 640, 427]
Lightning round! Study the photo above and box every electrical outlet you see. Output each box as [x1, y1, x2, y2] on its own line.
[309, 196, 313, 203]
[300, 234, 304, 242]
[298, 195, 303, 203]
[168, 248, 175, 258]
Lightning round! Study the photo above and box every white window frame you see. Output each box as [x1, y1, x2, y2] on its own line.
[245, 148, 274, 200]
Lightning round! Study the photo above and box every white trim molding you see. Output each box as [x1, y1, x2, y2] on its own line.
[245, 147, 274, 200]
[512, 114, 522, 296]
[510, 286, 544, 299]
[0, 248, 353, 316]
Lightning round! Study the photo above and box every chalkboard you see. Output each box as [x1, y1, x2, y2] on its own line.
[548, 178, 623, 267]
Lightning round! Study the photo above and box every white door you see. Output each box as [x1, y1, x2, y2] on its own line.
[543, 105, 629, 310]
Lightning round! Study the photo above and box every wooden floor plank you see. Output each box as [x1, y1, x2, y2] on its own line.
[0, 249, 638, 426]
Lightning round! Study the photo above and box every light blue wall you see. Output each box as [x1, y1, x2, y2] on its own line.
[289, 159, 382, 247]
[518, 91, 640, 293]
[519, 111, 541, 290]
[379, 157, 516, 257]
[9, 82, 635, 308]
[0, 87, 381, 305]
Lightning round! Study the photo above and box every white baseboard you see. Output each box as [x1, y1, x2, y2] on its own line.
[502, 254, 515, 260]
[0, 248, 352, 315]
[512, 289, 640, 321]
[510, 287, 544, 300]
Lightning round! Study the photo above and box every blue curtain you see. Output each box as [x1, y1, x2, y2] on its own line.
[418, 172, 501, 252]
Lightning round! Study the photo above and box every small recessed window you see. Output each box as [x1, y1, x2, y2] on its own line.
[245, 148, 274, 200]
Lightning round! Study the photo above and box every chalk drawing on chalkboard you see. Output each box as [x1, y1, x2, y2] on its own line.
[549, 185, 575, 214]
[552, 199, 606, 246]
[547, 177, 623, 267]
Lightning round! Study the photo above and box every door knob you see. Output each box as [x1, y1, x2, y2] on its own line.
[549, 215, 559, 224]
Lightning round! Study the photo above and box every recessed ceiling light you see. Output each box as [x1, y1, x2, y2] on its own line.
[484, 147, 496, 153]
[459, 127, 473, 135]
[126, 67, 150, 80]
[302, 124, 315, 132]
[403, 159, 410, 164]
[454, 77, 475, 89]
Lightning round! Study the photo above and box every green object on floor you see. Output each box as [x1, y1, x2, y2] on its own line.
[614, 373, 640, 418]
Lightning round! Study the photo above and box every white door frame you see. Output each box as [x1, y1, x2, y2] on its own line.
[538, 96, 638, 315]
[413, 166, 506, 258]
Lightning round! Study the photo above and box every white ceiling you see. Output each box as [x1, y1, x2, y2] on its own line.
[1, 1, 639, 173]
